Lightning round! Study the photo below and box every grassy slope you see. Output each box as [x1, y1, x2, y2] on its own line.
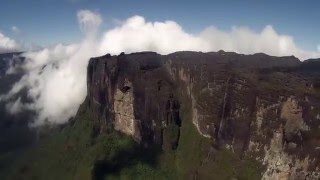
[3, 104, 172, 180]
[2, 99, 261, 180]
[176, 100, 261, 180]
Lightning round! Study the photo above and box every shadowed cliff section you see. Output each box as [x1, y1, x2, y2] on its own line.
[87, 50, 305, 147]
[87, 52, 181, 148]
[87, 51, 320, 179]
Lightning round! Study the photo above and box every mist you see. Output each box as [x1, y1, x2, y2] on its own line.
[0, 32, 20, 53]
[1, 10, 320, 126]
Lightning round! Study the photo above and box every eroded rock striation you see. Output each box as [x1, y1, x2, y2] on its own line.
[87, 51, 320, 179]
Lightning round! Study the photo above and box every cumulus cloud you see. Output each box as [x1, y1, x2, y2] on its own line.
[99, 16, 320, 60]
[3, 12, 320, 126]
[0, 32, 20, 53]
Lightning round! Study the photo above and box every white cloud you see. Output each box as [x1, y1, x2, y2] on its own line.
[98, 16, 205, 55]
[3, 10, 101, 126]
[5, 97, 24, 114]
[0, 32, 20, 53]
[3, 12, 320, 126]
[98, 16, 320, 60]
[77, 10, 102, 35]
[11, 26, 20, 33]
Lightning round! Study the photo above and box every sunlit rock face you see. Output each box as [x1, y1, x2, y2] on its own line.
[113, 80, 137, 138]
[87, 52, 181, 146]
[87, 51, 320, 179]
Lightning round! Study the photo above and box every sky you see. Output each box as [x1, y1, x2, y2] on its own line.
[0, 0, 320, 51]
[1, 0, 320, 126]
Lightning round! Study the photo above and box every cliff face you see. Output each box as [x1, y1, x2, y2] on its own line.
[87, 51, 320, 179]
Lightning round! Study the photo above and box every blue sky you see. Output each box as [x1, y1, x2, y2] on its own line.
[0, 0, 319, 51]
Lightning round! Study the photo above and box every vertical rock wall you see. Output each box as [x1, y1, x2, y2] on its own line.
[87, 51, 320, 179]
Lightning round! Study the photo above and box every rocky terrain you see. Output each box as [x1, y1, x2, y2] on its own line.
[87, 51, 320, 179]
[2, 51, 320, 180]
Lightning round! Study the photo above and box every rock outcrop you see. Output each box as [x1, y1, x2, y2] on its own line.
[87, 51, 320, 179]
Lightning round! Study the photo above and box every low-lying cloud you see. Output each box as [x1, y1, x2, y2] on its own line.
[2, 10, 101, 125]
[2, 10, 320, 126]
[0, 32, 20, 53]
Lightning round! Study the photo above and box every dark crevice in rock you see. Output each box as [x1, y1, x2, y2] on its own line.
[120, 85, 130, 93]
[217, 76, 232, 145]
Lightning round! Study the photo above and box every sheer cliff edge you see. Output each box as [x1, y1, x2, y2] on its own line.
[86, 51, 320, 179]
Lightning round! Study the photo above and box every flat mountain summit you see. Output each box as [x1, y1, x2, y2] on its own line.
[87, 51, 320, 179]
[2, 51, 320, 180]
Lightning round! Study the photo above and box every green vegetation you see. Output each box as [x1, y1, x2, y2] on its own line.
[175, 99, 262, 180]
[2, 105, 172, 180]
[175, 100, 212, 178]
[1, 100, 262, 180]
